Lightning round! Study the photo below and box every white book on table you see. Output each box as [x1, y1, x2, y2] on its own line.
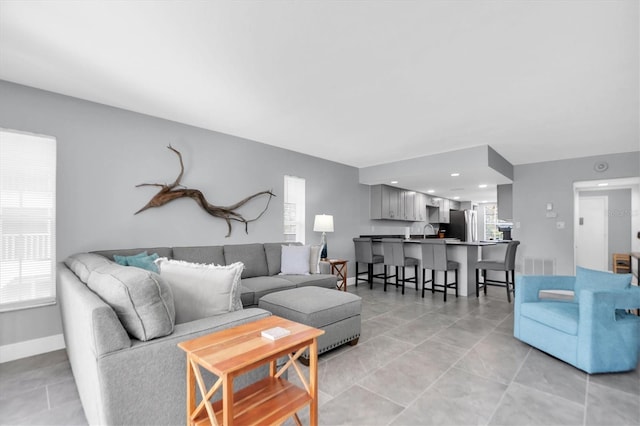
[261, 326, 291, 340]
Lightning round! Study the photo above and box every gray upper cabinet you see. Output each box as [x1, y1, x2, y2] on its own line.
[428, 198, 450, 223]
[370, 185, 419, 221]
[449, 200, 461, 211]
[414, 192, 426, 221]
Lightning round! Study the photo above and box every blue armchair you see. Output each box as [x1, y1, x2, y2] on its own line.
[514, 270, 640, 374]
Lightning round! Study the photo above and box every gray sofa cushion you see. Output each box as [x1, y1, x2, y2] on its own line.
[278, 274, 337, 289]
[87, 263, 175, 341]
[240, 276, 296, 305]
[92, 247, 173, 261]
[240, 285, 255, 307]
[258, 287, 361, 328]
[223, 243, 268, 278]
[64, 253, 112, 283]
[172, 246, 225, 265]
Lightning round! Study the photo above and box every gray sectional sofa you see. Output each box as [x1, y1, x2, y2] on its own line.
[57, 243, 338, 426]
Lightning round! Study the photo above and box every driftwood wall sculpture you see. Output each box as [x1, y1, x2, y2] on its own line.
[136, 146, 275, 237]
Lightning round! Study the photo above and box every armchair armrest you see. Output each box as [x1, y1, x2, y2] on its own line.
[515, 275, 576, 304]
[579, 287, 640, 320]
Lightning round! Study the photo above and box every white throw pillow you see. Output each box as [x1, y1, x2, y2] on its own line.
[155, 258, 244, 324]
[309, 244, 322, 274]
[280, 245, 311, 275]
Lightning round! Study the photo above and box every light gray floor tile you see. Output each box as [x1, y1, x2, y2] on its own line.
[588, 366, 640, 397]
[381, 315, 446, 345]
[0, 387, 49, 425]
[412, 338, 468, 366]
[0, 349, 69, 379]
[19, 399, 87, 426]
[431, 324, 485, 350]
[348, 334, 415, 371]
[317, 346, 370, 397]
[451, 316, 500, 335]
[47, 378, 81, 408]
[585, 381, 640, 426]
[319, 385, 404, 426]
[391, 367, 507, 425]
[514, 348, 587, 404]
[358, 348, 451, 406]
[455, 331, 530, 385]
[489, 381, 584, 426]
[494, 313, 514, 335]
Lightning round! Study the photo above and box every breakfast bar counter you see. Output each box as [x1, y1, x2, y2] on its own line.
[362, 236, 503, 297]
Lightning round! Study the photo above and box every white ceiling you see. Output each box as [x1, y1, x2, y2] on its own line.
[1, 1, 638, 202]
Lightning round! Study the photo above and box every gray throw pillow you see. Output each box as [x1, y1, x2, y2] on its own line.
[87, 263, 175, 341]
[156, 258, 244, 324]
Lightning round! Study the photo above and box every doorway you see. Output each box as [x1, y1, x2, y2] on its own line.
[576, 196, 608, 271]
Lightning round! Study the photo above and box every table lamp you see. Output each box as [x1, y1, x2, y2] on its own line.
[313, 214, 334, 259]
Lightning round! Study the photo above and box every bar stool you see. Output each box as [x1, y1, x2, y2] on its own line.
[420, 240, 459, 302]
[475, 240, 520, 302]
[353, 237, 384, 289]
[381, 238, 419, 295]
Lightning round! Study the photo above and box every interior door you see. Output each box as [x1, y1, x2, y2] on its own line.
[576, 196, 608, 271]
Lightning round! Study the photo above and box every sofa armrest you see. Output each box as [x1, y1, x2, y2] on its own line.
[578, 287, 640, 320]
[515, 275, 576, 304]
[97, 308, 272, 425]
[319, 261, 331, 275]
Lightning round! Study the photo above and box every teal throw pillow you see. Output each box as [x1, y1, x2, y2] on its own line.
[128, 253, 160, 273]
[574, 266, 631, 302]
[114, 251, 148, 266]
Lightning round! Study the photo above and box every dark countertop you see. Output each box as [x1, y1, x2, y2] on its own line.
[359, 235, 498, 247]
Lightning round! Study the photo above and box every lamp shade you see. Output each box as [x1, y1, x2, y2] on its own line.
[313, 214, 334, 233]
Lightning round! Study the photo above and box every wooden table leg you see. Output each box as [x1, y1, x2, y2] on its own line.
[309, 339, 319, 426]
[222, 374, 233, 426]
[186, 355, 195, 426]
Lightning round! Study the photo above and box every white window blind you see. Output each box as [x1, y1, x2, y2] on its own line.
[0, 129, 57, 312]
[284, 175, 305, 244]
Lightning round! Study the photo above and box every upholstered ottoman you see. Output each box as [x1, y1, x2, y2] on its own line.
[258, 286, 361, 363]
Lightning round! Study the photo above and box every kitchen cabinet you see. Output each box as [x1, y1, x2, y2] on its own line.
[425, 196, 438, 207]
[450, 200, 461, 211]
[404, 191, 416, 221]
[428, 198, 450, 223]
[414, 192, 426, 221]
[371, 185, 403, 220]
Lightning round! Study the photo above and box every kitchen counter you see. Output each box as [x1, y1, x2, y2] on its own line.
[361, 235, 505, 297]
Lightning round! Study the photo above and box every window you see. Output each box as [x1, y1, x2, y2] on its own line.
[283, 175, 305, 243]
[0, 129, 56, 311]
[483, 203, 500, 240]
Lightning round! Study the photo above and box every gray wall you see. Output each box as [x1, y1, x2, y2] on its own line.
[0, 81, 361, 346]
[512, 152, 640, 275]
[580, 189, 632, 271]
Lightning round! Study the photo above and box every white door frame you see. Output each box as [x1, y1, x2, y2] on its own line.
[573, 177, 640, 273]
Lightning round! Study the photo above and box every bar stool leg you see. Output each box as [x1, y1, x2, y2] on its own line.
[454, 269, 459, 298]
[483, 270, 488, 295]
[505, 271, 511, 303]
[475, 269, 480, 297]
[384, 265, 388, 292]
[421, 268, 426, 298]
[443, 270, 448, 302]
[401, 268, 405, 295]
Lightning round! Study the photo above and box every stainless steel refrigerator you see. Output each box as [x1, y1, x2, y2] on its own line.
[448, 210, 478, 242]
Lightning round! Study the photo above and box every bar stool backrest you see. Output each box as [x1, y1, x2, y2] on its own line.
[420, 240, 448, 270]
[504, 241, 521, 270]
[353, 238, 374, 263]
[382, 238, 406, 267]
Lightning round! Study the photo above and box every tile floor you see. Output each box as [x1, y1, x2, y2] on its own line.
[1, 284, 638, 425]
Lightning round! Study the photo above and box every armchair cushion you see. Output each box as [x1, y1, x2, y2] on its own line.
[520, 301, 578, 335]
[574, 266, 631, 302]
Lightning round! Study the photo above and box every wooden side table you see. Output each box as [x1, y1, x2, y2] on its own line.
[178, 316, 324, 426]
[325, 259, 348, 291]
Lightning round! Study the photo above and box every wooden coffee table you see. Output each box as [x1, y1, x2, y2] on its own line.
[178, 316, 324, 426]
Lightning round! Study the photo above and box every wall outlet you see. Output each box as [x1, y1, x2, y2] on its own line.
[556, 221, 565, 229]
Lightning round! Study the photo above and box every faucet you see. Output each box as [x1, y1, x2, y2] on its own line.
[423, 223, 435, 239]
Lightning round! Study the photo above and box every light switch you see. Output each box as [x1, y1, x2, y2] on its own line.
[546, 203, 553, 211]
[556, 221, 565, 229]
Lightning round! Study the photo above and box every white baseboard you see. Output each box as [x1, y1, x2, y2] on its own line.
[0, 334, 65, 364]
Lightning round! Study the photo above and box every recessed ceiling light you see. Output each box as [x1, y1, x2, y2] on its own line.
[482, 200, 488, 203]
[478, 184, 487, 188]
[427, 189, 435, 193]
[450, 173, 460, 177]
[390, 180, 398, 184]
[453, 196, 460, 200]
[597, 183, 608, 187]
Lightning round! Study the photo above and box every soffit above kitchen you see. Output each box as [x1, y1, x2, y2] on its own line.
[0, 1, 637, 169]
[359, 145, 513, 203]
